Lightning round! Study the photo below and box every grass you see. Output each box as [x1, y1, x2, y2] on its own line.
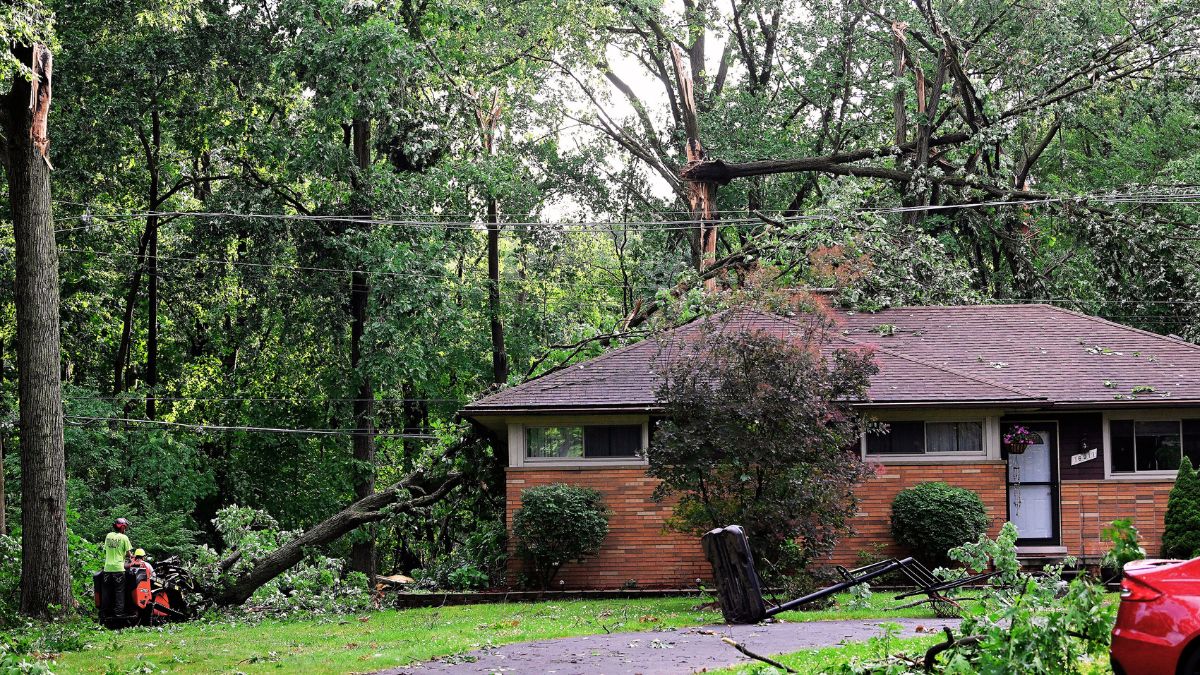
[47, 592, 938, 674]
[712, 635, 944, 674]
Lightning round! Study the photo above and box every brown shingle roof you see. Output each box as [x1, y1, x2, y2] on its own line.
[832, 304, 1200, 405]
[462, 307, 1049, 415]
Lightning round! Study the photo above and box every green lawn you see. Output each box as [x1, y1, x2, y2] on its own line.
[48, 593, 939, 674]
[711, 635, 943, 674]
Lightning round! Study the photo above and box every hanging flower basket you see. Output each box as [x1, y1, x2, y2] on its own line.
[1006, 441, 1030, 455]
[1004, 426, 1041, 455]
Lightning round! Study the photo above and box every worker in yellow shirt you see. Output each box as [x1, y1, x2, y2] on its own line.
[101, 518, 132, 617]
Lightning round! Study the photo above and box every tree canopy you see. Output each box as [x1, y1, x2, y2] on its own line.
[1, 0, 1200, 614]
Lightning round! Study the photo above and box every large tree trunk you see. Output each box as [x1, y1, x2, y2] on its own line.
[2, 44, 73, 617]
[486, 196, 508, 385]
[111, 225, 152, 394]
[669, 45, 718, 289]
[213, 470, 460, 606]
[348, 117, 377, 582]
[475, 99, 508, 385]
[145, 108, 161, 419]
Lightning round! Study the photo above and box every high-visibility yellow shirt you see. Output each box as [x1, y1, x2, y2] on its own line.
[103, 532, 131, 573]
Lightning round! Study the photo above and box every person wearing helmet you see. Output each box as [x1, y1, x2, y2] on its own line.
[129, 548, 153, 580]
[101, 518, 133, 617]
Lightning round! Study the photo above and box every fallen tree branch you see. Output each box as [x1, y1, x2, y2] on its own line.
[923, 627, 983, 671]
[212, 469, 462, 606]
[721, 636, 797, 673]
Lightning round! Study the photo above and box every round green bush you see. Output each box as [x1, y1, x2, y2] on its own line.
[512, 483, 610, 589]
[891, 482, 990, 566]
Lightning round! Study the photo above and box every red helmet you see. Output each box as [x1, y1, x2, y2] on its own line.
[113, 518, 129, 532]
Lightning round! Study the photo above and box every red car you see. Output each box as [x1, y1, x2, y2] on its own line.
[1111, 557, 1200, 675]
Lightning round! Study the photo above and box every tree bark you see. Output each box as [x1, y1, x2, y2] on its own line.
[0, 433, 7, 536]
[213, 470, 460, 606]
[2, 43, 73, 617]
[669, 45, 718, 288]
[348, 117, 377, 582]
[112, 225, 152, 394]
[486, 196, 508, 384]
[145, 107, 161, 419]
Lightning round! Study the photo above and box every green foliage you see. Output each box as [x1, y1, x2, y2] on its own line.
[1101, 519, 1146, 574]
[2, 0, 1200, 621]
[947, 522, 1022, 588]
[840, 523, 1115, 674]
[891, 482, 990, 567]
[411, 519, 506, 591]
[511, 484, 609, 589]
[1163, 457, 1200, 559]
[0, 0, 54, 85]
[208, 506, 371, 616]
[650, 312, 877, 573]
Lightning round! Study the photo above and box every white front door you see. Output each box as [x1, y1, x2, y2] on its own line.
[1007, 428, 1058, 543]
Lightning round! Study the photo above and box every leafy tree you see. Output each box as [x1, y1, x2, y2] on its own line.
[649, 308, 877, 572]
[511, 483, 610, 589]
[1163, 457, 1200, 559]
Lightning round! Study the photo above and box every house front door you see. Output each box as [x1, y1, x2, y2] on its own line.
[1006, 426, 1059, 544]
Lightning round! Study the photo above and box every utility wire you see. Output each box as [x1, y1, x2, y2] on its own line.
[65, 415, 438, 439]
[46, 191, 1200, 235]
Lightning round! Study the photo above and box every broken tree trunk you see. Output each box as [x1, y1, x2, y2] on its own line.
[670, 45, 718, 290]
[476, 96, 508, 385]
[2, 43, 74, 617]
[213, 470, 461, 606]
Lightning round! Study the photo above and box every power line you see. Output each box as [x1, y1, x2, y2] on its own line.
[65, 415, 438, 439]
[64, 247, 667, 291]
[50, 188, 1200, 226]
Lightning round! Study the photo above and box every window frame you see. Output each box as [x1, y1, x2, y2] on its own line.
[1104, 410, 1200, 479]
[507, 416, 650, 468]
[860, 412, 1001, 464]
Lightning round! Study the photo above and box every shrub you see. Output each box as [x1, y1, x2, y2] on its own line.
[891, 482, 990, 566]
[1101, 519, 1145, 579]
[511, 484, 609, 589]
[650, 314, 877, 572]
[1163, 457, 1200, 559]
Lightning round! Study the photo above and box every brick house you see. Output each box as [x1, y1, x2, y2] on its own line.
[461, 305, 1200, 589]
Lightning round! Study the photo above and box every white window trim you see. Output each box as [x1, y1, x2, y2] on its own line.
[860, 412, 1001, 463]
[1103, 409, 1194, 480]
[507, 415, 650, 468]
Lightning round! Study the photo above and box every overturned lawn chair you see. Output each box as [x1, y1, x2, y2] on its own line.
[701, 525, 1000, 623]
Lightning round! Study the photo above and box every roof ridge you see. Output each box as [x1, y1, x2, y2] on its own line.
[1036, 304, 1200, 354]
[841, 303, 1056, 312]
[755, 307, 1043, 399]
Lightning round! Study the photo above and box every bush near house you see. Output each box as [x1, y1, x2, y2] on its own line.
[891, 482, 990, 567]
[649, 314, 878, 577]
[1163, 457, 1200, 559]
[512, 483, 610, 589]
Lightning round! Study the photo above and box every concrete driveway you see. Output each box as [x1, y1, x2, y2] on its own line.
[383, 617, 959, 674]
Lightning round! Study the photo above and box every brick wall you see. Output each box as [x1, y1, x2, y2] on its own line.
[825, 462, 1009, 567]
[505, 466, 1175, 589]
[505, 467, 711, 589]
[1060, 480, 1172, 559]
